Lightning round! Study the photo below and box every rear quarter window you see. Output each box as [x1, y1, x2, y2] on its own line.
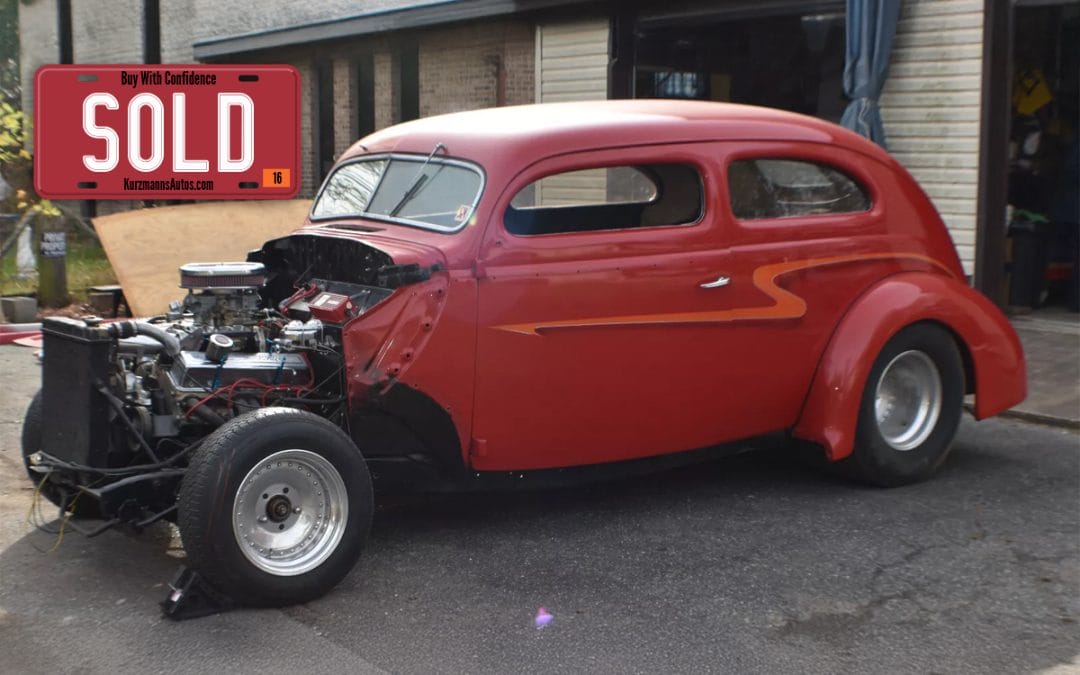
[728, 158, 871, 220]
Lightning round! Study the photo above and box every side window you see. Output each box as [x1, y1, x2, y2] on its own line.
[728, 159, 871, 219]
[505, 163, 702, 236]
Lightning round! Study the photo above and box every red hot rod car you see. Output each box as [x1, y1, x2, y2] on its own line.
[23, 100, 1026, 607]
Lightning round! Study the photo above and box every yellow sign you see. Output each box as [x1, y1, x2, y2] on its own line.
[1014, 68, 1053, 116]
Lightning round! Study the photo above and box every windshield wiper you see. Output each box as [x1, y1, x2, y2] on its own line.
[389, 174, 428, 218]
[388, 142, 446, 217]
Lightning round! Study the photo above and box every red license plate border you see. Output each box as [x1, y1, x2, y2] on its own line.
[33, 64, 301, 200]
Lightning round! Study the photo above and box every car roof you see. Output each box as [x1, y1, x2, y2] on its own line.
[342, 99, 891, 168]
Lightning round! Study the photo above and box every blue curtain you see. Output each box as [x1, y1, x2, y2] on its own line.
[840, 0, 902, 147]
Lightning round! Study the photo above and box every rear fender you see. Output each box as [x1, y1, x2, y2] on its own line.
[792, 272, 1026, 460]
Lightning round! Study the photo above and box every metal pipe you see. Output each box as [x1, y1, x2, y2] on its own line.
[108, 320, 181, 357]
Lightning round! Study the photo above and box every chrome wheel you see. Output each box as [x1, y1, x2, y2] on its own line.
[874, 350, 943, 452]
[233, 449, 349, 576]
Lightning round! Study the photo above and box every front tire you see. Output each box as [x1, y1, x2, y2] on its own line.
[178, 407, 373, 606]
[22, 390, 99, 518]
[843, 323, 964, 487]
[21, 391, 45, 486]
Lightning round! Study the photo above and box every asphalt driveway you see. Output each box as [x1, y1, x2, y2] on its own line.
[0, 344, 1076, 674]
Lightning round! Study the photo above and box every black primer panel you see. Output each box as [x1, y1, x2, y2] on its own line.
[41, 317, 114, 466]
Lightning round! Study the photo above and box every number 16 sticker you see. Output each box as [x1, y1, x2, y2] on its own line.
[262, 168, 291, 188]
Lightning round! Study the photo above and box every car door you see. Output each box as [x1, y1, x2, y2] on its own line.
[714, 141, 920, 433]
[471, 145, 747, 472]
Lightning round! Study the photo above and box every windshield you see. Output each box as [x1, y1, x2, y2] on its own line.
[311, 154, 484, 232]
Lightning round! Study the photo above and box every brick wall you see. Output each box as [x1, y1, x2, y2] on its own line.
[501, 21, 536, 106]
[416, 19, 535, 117]
[318, 18, 536, 185]
[373, 50, 398, 131]
[332, 58, 357, 158]
[291, 56, 316, 198]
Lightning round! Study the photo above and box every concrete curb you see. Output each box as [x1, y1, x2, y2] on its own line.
[965, 402, 1080, 431]
[999, 409, 1080, 431]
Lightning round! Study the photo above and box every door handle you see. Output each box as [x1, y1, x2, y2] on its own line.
[700, 275, 731, 289]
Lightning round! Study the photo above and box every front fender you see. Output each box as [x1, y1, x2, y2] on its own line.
[792, 272, 1026, 460]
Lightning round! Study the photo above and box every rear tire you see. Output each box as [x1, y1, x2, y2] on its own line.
[842, 323, 964, 487]
[178, 407, 373, 606]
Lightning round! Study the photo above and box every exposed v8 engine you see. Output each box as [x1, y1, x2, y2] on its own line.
[26, 234, 402, 528]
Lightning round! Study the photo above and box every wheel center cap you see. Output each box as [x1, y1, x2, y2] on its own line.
[266, 495, 292, 523]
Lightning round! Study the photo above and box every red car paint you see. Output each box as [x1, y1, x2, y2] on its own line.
[305, 100, 1026, 473]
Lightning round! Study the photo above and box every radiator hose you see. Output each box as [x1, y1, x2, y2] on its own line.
[107, 320, 181, 357]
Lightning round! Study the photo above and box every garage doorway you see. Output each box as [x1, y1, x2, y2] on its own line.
[1002, 1, 1079, 314]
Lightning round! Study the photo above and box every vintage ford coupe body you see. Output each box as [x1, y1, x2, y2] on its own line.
[23, 100, 1026, 607]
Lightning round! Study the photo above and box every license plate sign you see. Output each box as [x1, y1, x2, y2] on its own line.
[34, 65, 300, 199]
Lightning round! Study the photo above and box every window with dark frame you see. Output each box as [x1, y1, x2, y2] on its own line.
[505, 163, 703, 236]
[634, 10, 847, 123]
[728, 158, 871, 220]
[315, 60, 335, 182]
[356, 54, 375, 140]
[398, 46, 419, 122]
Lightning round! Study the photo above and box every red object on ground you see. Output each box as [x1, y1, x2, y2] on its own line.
[12, 335, 43, 348]
[0, 330, 43, 345]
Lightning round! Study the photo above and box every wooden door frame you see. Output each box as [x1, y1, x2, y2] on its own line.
[974, 0, 1014, 304]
